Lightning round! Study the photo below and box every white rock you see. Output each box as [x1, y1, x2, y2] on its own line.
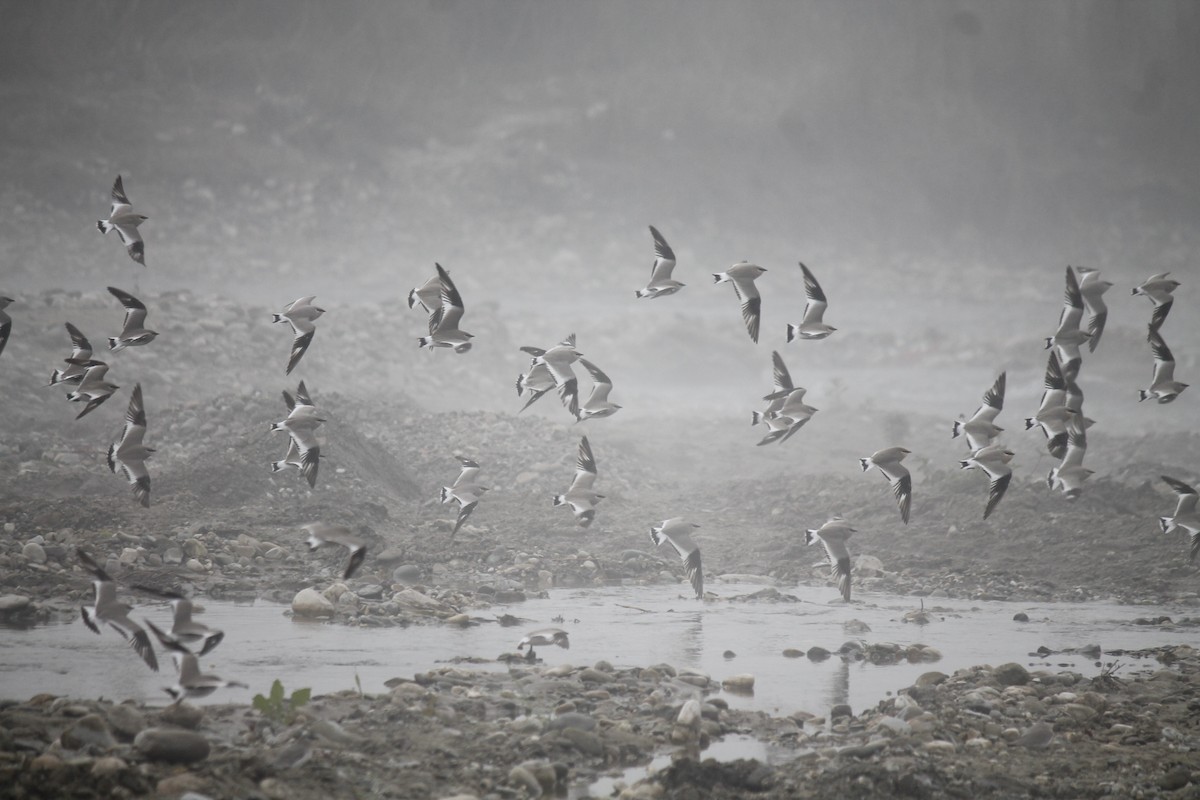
[291, 587, 335, 617]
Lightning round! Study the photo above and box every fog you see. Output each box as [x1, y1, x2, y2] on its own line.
[0, 1, 1196, 431]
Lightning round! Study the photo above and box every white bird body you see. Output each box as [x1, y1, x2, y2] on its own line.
[97, 175, 147, 265]
[636, 225, 684, 298]
[649, 518, 704, 599]
[712, 262, 767, 343]
[805, 517, 855, 602]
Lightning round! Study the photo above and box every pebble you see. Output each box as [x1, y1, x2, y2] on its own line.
[158, 702, 204, 730]
[21, 542, 46, 564]
[134, 727, 212, 763]
[0, 593, 32, 613]
[292, 587, 335, 617]
[60, 714, 117, 751]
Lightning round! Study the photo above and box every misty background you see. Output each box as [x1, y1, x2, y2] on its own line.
[0, 1, 1195, 446]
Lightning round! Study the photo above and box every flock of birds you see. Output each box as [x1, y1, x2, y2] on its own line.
[2, 176, 1196, 700]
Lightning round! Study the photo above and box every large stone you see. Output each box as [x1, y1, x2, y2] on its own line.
[158, 702, 204, 730]
[21, 542, 46, 564]
[0, 594, 32, 613]
[291, 587, 335, 617]
[134, 728, 211, 764]
[104, 703, 147, 740]
[993, 662, 1031, 686]
[60, 714, 117, 751]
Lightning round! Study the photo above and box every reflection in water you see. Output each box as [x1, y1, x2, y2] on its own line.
[678, 612, 704, 664]
[827, 657, 850, 712]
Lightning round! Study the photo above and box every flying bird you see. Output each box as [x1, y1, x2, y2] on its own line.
[144, 620, 247, 704]
[129, 585, 225, 656]
[303, 523, 369, 580]
[0, 296, 11, 359]
[575, 358, 622, 421]
[786, 262, 836, 342]
[517, 627, 570, 660]
[441, 458, 489, 540]
[752, 351, 797, 425]
[269, 381, 323, 487]
[1045, 266, 1090, 377]
[754, 387, 817, 446]
[49, 322, 93, 387]
[66, 359, 119, 420]
[1139, 328, 1189, 404]
[517, 334, 576, 414]
[1046, 427, 1093, 500]
[273, 295, 325, 375]
[106, 286, 158, 350]
[649, 518, 704, 599]
[417, 264, 473, 353]
[712, 262, 767, 343]
[97, 175, 148, 265]
[529, 336, 584, 418]
[552, 436, 604, 527]
[1024, 353, 1075, 459]
[76, 547, 158, 672]
[953, 372, 1006, 452]
[1075, 266, 1112, 353]
[1158, 476, 1200, 562]
[408, 271, 444, 318]
[635, 225, 684, 299]
[1132, 272, 1180, 332]
[805, 517, 855, 602]
[959, 444, 1015, 520]
[860, 447, 913, 523]
[106, 383, 154, 507]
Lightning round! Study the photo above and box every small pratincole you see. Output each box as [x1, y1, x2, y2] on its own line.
[649, 518, 704, 599]
[106, 286, 158, 350]
[575, 358, 622, 421]
[76, 547, 158, 672]
[712, 262, 767, 343]
[441, 457, 489, 540]
[303, 522, 368, 579]
[635, 225, 684, 299]
[786, 262, 836, 342]
[1075, 266, 1112, 353]
[269, 380, 323, 488]
[530, 336, 584, 418]
[273, 295, 325, 375]
[1139, 327, 1189, 404]
[1132, 272, 1180, 332]
[66, 358, 119, 420]
[517, 627, 570, 660]
[130, 585, 225, 656]
[1158, 476, 1200, 562]
[959, 444, 1015, 520]
[49, 322, 93, 387]
[552, 436, 604, 527]
[144, 620, 247, 704]
[953, 372, 1006, 452]
[860, 447, 913, 524]
[1046, 427, 1092, 500]
[1044, 266, 1090, 377]
[0, 295, 12, 359]
[1025, 353, 1075, 460]
[417, 264, 473, 353]
[97, 175, 148, 265]
[106, 383, 154, 507]
[805, 516, 855, 602]
[517, 333, 575, 414]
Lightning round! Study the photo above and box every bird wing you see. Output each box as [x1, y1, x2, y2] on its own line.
[648, 225, 677, 280]
[578, 358, 614, 405]
[287, 328, 315, 375]
[771, 350, 794, 393]
[799, 262, 828, 324]
[1056, 266, 1084, 333]
[434, 263, 465, 331]
[1148, 329, 1176, 384]
[730, 278, 762, 343]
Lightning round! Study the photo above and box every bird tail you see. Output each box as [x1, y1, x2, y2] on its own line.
[711, 273, 724, 284]
[751, 411, 763, 426]
[418, 336, 432, 349]
[804, 530, 816, 546]
[785, 324, 798, 344]
[406, 290, 418, 309]
[515, 374, 526, 395]
[635, 289, 648, 298]
[271, 314, 284, 323]
[951, 420, 963, 438]
[97, 220, 112, 234]
[439, 486, 451, 504]
[270, 461, 286, 472]
[859, 458, 870, 472]
[1023, 417, 1036, 431]
[107, 337, 121, 351]
[1138, 390, 1150, 402]
[959, 459, 971, 470]
[1159, 516, 1174, 534]
[268, 422, 282, 432]
[1043, 337, 1053, 350]
[552, 494, 566, 507]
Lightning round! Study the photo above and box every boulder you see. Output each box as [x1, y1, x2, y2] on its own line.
[134, 728, 211, 764]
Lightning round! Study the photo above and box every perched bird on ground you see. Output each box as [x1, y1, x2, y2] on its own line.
[712, 262, 767, 343]
[805, 517, 855, 602]
[302, 522, 368, 579]
[107, 383, 153, 507]
[441, 458, 489, 540]
[106, 286, 158, 350]
[76, 547, 158, 671]
[129, 585, 225, 656]
[529, 336, 584, 418]
[144, 620, 247, 703]
[860, 447, 912, 524]
[1047, 427, 1093, 500]
[96, 175, 147, 265]
[1025, 353, 1075, 460]
[49, 322, 93, 387]
[552, 436, 603, 527]
[1045, 266, 1090, 377]
[273, 296, 325, 375]
[636, 225, 684, 298]
[649, 518, 704, 599]
[1158, 476, 1200, 562]
[0, 295, 11, 359]
[953, 372, 1006, 452]
[1132, 272, 1180, 332]
[417, 264, 473, 353]
[575, 358, 622, 421]
[959, 445, 1015, 520]
[66, 359, 119, 420]
[517, 627, 570, 661]
[1075, 266, 1112, 353]
[786, 262, 836, 342]
[1140, 328, 1189, 404]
